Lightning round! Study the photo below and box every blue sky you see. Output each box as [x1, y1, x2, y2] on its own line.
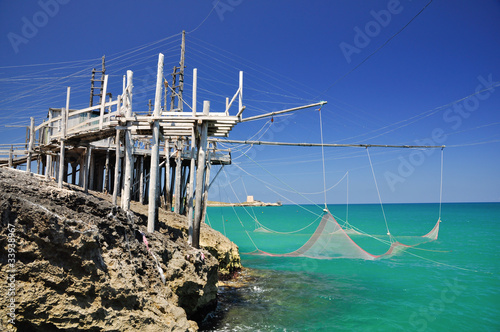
[1, 0, 499, 204]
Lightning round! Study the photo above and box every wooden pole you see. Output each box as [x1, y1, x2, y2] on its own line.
[192, 68, 197, 115]
[240, 101, 327, 122]
[209, 139, 446, 149]
[139, 155, 144, 204]
[147, 53, 164, 233]
[238, 71, 243, 114]
[27, 117, 34, 174]
[88, 147, 95, 191]
[104, 148, 110, 193]
[187, 69, 197, 243]
[8, 145, 13, 168]
[45, 110, 52, 179]
[58, 110, 67, 188]
[179, 30, 185, 112]
[164, 142, 171, 211]
[122, 70, 134, 211]
[58, 87, 70, 188]
[174, 140, 183, 214]
[193, 101, 209, 249]
[113, 129, 122, 206]
[201, 146, 212, 225]
[83, 146, 92, 193]
[99, 75, 109, 130]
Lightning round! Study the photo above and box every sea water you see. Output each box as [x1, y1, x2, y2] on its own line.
[202, 203, 500, 331]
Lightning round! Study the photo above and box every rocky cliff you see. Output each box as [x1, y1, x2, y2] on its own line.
[0, 167, 241, 331]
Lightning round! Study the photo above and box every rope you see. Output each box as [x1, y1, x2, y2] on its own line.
[366, 148, 391, 239]
[439, 148, 444, 221]
[187, 0, 222, 34]
[318, 106, 328, 210]
[346, 171, 349, 223]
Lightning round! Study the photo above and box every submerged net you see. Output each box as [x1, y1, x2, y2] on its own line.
[249, 212, 440, 260]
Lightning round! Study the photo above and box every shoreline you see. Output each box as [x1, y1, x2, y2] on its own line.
[207, 201, 282, 207]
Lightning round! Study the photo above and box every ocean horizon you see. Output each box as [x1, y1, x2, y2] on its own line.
[204, 202, 500, 331]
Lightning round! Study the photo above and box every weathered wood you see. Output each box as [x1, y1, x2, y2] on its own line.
[147, 53, 164, 233]
[83, 146, 92, 193]
[113, 129, 122, 206]
[122, 70, 134, 211]
[27, 117, 35, 174]
[174, 140, 183, 214]
[200, 146, 212, 225]
[99, 75, 109, 129]
[58, 108, 67, 188]
[139, 155, 144, 204]
[193, 101, 210, 249]
[241, 101, 327, 122]
[210, 139, 446, 149]
[164, 142, 171, 211]
[8, 145, 13, 168]
[104, 149, 110, 193]
[88, 150, 95, 190]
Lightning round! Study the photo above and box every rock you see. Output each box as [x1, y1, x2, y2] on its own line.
[0, 168, 236, 331]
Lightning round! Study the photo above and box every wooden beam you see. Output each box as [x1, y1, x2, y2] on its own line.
[147, 53, 164, 233]
[83, 146, 92, 193]
[193, 101, 209, 249]
[240, 101, 327, 123]
[27, 117, 35, 174]
[122, 70, 134, 211]
[174, 140, 183, 214]
[98, 75, 109, 130]
[210, 139, 445, 149]
[112, 129, 122, 206]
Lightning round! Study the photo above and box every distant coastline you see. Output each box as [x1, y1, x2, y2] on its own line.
[207, 200, 282, 207]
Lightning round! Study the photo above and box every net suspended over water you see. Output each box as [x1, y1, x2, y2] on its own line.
[247, 211, 441, 260]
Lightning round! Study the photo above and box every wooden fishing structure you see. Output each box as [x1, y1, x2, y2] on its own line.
[0, 32, 328, 248]
[0, 33, 247, 248]
[0, 33, 444, 249]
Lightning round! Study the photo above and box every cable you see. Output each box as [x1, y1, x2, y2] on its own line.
[366, 147, 391, 239]
[317, 0, 434, 97]
[187, 0, 222, 34]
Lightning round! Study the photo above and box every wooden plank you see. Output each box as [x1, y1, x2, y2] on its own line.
[148, 53, 164, 233]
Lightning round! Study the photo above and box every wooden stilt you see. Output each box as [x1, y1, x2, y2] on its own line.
[83, 146, 92, 193]
[113, 129, 122, 206]
[164, 141, 171, 211]
[193, 101, 209, 249]
[201, 146, 212, 224]
[104, 149, 110, 193]
[27, 117, 35, 174]
[147, 53, 164, 233]
[58, 87, 70, 188]
[139, 155, 144, 204]
[71, 162, 77, 185]
[122, 70, 134, 211]
[58, 109, 67, 188]
[174, 140, 183, 214]
[187, 68, 197, 245]
[89, 150, 95, 190]
[8, 145, 13, 168]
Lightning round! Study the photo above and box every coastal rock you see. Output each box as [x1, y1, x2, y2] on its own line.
[200, 223, 242, 278]
[0, 168, 236, 331]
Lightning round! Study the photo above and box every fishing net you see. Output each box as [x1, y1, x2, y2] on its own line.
[249, 212, 440, 260]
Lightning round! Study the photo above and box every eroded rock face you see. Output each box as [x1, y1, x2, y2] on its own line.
[0, 168, 220, 331]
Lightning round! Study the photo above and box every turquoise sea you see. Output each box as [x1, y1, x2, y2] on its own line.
[202, 203, 500, 331]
